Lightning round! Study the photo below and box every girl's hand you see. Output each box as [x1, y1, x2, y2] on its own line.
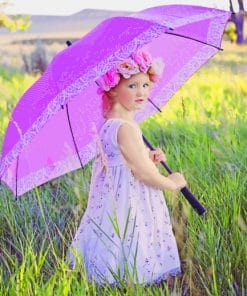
[167, 172, 187, 190]
[149, 147, 167, 164]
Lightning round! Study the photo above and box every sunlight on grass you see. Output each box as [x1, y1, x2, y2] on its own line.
[0, 44, 246, 295]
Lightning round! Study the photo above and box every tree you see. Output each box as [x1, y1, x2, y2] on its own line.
[229, 0, 246, 44]
[0, 1, 31, 31]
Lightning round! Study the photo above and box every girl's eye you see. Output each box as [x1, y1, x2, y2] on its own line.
[128, 83, 149, 88]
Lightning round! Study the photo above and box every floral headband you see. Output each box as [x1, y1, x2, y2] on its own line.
[96, 49, 165, 94]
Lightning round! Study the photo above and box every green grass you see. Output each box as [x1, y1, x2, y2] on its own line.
[0, 42, 246, 295]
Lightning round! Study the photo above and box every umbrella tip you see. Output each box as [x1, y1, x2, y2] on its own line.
[66, 40, 72, 47]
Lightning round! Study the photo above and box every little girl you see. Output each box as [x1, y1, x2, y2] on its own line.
[67, 49, 187, 288]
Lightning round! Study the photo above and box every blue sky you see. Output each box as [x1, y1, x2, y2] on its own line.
[2, 0, 239, 15]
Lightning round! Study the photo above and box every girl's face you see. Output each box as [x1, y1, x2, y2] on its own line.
[109, 72, 153, 112]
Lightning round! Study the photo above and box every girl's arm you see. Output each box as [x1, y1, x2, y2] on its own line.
[117, 123, 182, 191]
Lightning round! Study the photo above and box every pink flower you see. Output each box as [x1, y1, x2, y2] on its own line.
[103, 69, 120, 88]
[147, 57, 165, 82]
[131, 49, 152, 72]
[117, 60, 139, 78]
[150, 57, 165, 76]
[96, 68, 120, 94]
[96, 49, 164, 93]
[96, 76, 109, 94]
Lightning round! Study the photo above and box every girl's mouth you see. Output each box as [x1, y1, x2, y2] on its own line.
[135, 99, 144, 103]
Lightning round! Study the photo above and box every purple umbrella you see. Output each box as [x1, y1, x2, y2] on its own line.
[0, 5, 231, 211]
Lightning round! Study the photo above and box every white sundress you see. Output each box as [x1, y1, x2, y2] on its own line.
[67, 118, 182, 286]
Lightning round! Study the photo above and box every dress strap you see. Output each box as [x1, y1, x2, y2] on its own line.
[103, 118, 142, 136]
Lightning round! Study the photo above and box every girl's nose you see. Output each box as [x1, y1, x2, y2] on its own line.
[136, 86, 145, 97]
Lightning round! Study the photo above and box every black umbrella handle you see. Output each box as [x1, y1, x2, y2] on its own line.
[142, 134, 207, 216]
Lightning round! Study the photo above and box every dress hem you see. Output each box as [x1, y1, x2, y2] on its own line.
[90, 266, 182, 287]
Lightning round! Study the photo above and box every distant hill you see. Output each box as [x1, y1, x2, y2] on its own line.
[0, 9, 132, 42]
[0, 9, 134, 68]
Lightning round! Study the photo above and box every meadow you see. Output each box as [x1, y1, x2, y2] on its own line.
[0, 42, 246, 295]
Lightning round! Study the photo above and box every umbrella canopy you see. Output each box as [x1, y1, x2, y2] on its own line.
[0, 5, 231, 197]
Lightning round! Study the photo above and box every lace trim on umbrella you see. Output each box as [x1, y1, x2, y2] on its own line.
[0, 139, 97, 196]
[132, 8, 228, 29]
[207, 13, 230, 46]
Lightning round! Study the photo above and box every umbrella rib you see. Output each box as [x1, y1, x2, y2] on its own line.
[165, 31, 223, 51]
[64, 42, 84, 168]
[64, 41, 85, 170]
[64, 104, 84, 169]
[147, 98, 162, 112]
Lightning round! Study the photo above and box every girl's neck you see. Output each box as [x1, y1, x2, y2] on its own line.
[105, 110, 135, 123]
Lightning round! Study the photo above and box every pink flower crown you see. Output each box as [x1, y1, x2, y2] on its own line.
[96, 49, 165, 94]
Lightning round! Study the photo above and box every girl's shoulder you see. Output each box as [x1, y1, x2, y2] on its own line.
[99, 118, 142, 147]
[101, 118, 140, 132]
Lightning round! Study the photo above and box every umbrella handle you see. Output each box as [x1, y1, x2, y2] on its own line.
[142, 135, 207, 216]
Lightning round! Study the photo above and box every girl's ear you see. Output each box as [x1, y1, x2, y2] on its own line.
[108, 89, 117, 98]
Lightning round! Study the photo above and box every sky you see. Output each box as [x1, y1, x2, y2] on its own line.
[1, 0, 242, 16]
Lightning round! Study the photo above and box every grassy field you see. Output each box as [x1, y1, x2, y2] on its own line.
[0, 42, 246, 295]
